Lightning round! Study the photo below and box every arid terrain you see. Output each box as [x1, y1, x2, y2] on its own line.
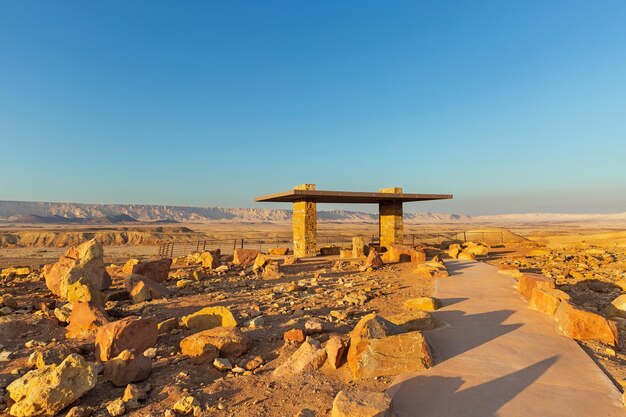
[1, 216, 626, 417]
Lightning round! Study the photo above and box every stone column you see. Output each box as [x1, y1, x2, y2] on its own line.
[292, 184, 317, 258]
[379, 187, 403, 249]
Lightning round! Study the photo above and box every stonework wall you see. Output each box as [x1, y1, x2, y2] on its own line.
[292, 184, 317, 258]
[379, 187, 403, 249]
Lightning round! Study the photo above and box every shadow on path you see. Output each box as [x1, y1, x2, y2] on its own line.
[428, 309, 523, 363]
[389, 356, 559, 417]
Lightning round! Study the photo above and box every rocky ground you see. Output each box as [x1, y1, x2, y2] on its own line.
[0, 241, 442, 417]
[493, 247, 626, 388]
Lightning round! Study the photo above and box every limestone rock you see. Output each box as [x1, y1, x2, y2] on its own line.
[273, 338, 328, 378]
[180, 333, 219, 364]
[284, 328, 306, 343]
[463, 242, 489, 257]
[361, 249, 383, 271]
[325, 336, 346, 369]
[131, 259, 172, 283]
[7, 354, 97, 417]
[385, 310, 437, 332]
[66, 281, 104, 306]
[349, 330, 433, 379]
[95, 316, 158, 361]
[555, 301, 618, 346]
[172, 396, 200, 416]
[66, 302, 110, 339]
[382, 244, 425, 263]
[180, 327, 248, 363]
[106, 399, 126, 417]
[517, 273, 556, 299]
[403, 297, 441, 311]
[27, 345, 74, 369]
[331, 390, 393, 417]
[529, 288, 570, 316]
[200, 251, 221, 269]
[457, 251, 476, 261]
[122, 258, 140, 275]
[233, 248, 261, 266]
[181, 306, 237, 331]
[158, 317, 179, 333]
[603, 294, 626, 319]
[253, 253, 270, 270]
[262, 262, 283, 279]
[43, 239, 111, 300]
[104, 349, 152, 387]
[124, 274, 169, 303]
[528, 249, 551, 257]
[269, 247, 289, 256]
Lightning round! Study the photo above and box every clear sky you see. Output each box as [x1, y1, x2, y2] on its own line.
[1, 1, 625, 215]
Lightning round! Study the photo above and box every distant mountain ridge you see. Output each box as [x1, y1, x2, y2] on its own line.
[0, 200, 624, 224]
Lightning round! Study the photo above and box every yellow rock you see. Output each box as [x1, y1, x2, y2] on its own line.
[457, 251, 476, 261]
[181, 306, 237, 331]
[529, 288, 570, 316]
[66, 281, 104, 306]
[7, 354, 97, 417]
[528, 249, 551, 257]
[403, 297, 441, 311]
[122, 258, 140, 275]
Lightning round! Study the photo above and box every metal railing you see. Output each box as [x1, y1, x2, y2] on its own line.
[158, 231, 512, 259]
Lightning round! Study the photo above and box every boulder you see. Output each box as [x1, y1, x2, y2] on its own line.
[320, 246, 341, 256]
[555, 301, 618, 346]
[28, 345, 74, 369]
[414, 262, 449, 279]
[95, 316, 158, 361]
[463, 243, 489, 257]
[66, 281, 105, 306]
[180, 335, 219, 365]
[7, 354, 97, 417]
[349, 330, 433, 379]
[131, 259, 171, 283]
[272, 338, 328, 378]
[448, 246, 460, 259]
[233, 248, 261, 266]
[603, 294, 626, 319]
[340, 249, 353, 259]
[347, 313, 432, 379]
[284, 328, 306, 343]
[181, 306, 237, 331]
[518, 273, 556, 299]
[124, 274, 169, 303]
[382, 244, 426, 263]
[122, 258, 140, 275]
[325, 335, 346, 369]
[262, 262, 283, 279]
[199, 251, 221, 269]
[43, 239, 111, 300]
[384, 310, 437, 332]
[457, 251, 476, 261]
[104, 349, 152, 386]
[529, 288, 571, 316]
[66, 302, 110, 339]
[331, 390, 393, 417]
[403, 297, 441, 311]
[361, 249, 384, 271]
[269, 247, 289, 256]
[180, 327, 248, 362]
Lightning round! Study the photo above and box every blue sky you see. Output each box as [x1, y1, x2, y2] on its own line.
[1, 1, 625, 215]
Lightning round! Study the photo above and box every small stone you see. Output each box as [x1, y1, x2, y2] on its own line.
[403, 297, 441, 311]
[158, 318, 179, 333]
[304, 319, 323, 335]
[0, 351, 15, 362]
[104, 350, 152, 387]
[123, 383, 147, 403]
[284, 328, 306, 343]
[65, 405, 94, 417]
[325, 336, 346, 369]
[173, 396, 200, 416]
[213, 358, 233, 372]
[106, 399, 126, 417]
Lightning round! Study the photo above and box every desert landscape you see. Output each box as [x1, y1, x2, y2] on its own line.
[1, 199, 626, 416]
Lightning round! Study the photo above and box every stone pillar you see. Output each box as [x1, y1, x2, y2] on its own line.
[292, 184, 317, 258]
[379, 187, 403, 249]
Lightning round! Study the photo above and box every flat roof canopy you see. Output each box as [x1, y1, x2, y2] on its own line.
[255, 189, 453, 204]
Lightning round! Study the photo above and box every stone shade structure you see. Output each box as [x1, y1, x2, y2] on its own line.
[255, 184, 452, 258]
